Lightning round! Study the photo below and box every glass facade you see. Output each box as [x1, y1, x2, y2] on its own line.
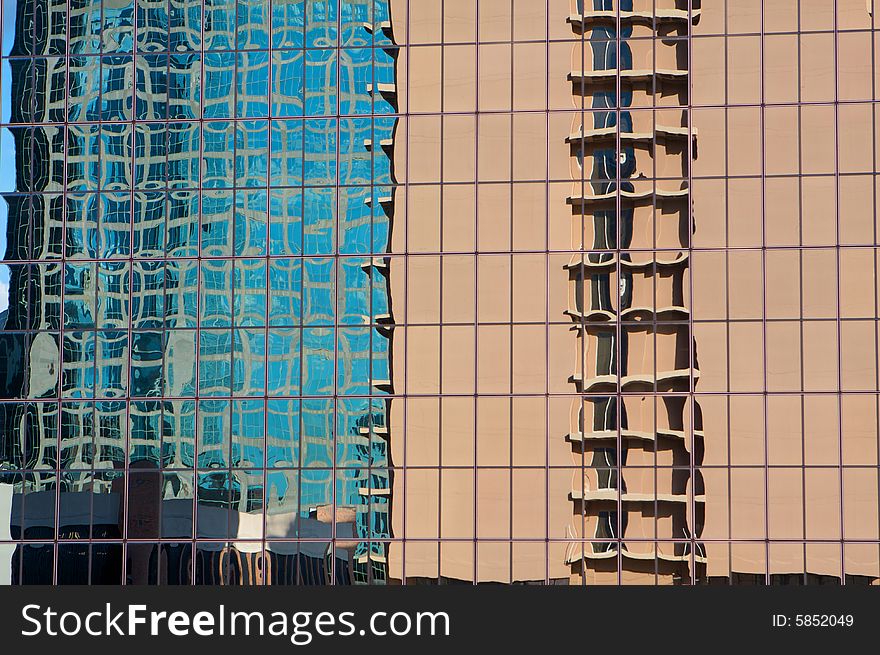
[1, 0, 396, 584]
[0, 0, 879, 586]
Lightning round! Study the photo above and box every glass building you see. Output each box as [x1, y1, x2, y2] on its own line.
[1, 0, 397, 584]
[1, 0, 879, 586]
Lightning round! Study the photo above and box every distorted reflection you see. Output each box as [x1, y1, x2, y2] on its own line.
[0, 0, 396, 584]
[565, 0, 704, 584]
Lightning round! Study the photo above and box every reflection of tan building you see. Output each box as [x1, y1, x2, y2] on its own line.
[563, 1, 702, 585]
[384, 0, 880, 585]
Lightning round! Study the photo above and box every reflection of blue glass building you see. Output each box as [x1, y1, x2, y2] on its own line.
[0, 0, 397, 584]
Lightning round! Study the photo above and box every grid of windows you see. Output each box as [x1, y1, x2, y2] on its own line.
[1, 0, 396, 584]
[1, 0, 880, 586]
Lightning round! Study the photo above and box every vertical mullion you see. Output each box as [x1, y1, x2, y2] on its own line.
[401, 0, 410, 586]
[332, 0, 342, 586]
[686, 0, 695, 586]
[54, 0, 71, 586]
[759, 0, 770, 587]
[872, 0, 880, 591]
[723, 0, 733, 587]
[615, 0, 623, 587]
[191, 0, 206, 588]
[654, 0, 661, 586]
[438, 0, 446, 585]
[261, 0, 274, 586]
[367, 0, 374, 588]
[798, 0, 808, 587]
[508, 0, 514, 587]
[833, 0, 845, 585]
[297, 0, 308, 586]
[471, 0, 481, 585]
[543, 0, 551, 587]
[228, 0, 240, 576]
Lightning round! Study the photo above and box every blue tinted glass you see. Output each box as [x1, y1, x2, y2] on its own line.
[1, 0, 397, 585]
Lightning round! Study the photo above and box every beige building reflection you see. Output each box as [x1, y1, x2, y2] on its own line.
[383, 0, 880, 585]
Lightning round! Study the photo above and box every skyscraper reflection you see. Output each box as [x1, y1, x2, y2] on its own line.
[1, 0, 397, 584]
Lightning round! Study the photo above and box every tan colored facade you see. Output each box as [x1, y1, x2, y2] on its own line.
[385, 0, 575, 583]
[384, 0, 880, 585]
[691, 0, 880, 583]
